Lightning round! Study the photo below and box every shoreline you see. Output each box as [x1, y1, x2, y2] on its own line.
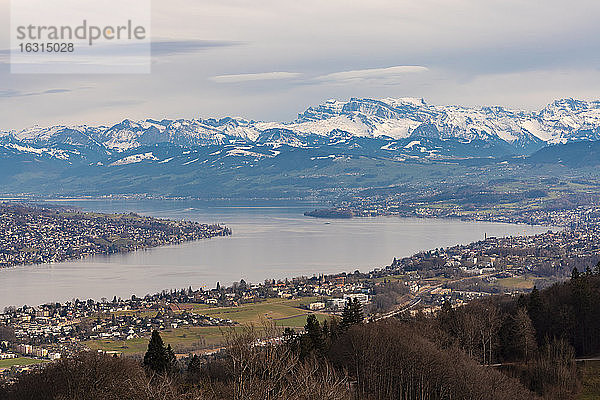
[1, 216, 558, 310]
[0, 203, 232, 269]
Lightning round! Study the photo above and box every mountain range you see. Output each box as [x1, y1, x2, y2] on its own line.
[1, 97, 600, 197]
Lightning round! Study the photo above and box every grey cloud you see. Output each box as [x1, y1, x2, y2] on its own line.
[0, 88, 72, 98]
[211, 71, 302, 83]
[151, 40, 241, 56]
[314, 66, 429, 84]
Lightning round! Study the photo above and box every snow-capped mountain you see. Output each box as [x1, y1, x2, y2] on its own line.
[2, 97, 600, 167]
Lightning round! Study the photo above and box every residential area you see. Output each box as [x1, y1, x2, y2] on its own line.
[0, 204, 231, 267]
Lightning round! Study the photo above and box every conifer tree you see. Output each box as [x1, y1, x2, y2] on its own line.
[187, 354, 202, 375]
[305, 314, 322, 349]
[571, 267, 580, 281]
[341, 298, 364, 330]
[340, 301, 354, 330]
[166, 344, 177, 371]
[143, 330, 170, 374]
[350, 298, 364, 325]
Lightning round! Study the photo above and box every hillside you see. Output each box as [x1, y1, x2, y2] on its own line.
[2, 97, 600, 198]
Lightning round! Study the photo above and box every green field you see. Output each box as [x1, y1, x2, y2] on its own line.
[0, 357, 47, 368]
[199, 297, 324, 324]
[497, 276, 536, 289]
[85, 326, 240, 355]
[85, 297, 331, 355]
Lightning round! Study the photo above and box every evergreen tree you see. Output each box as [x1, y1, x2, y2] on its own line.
[340, 301, 354, 330]
[438, 301, 458, 346]
[143, 330, 170, 374]
[321, 319, 330, 338]
[527, 286, 544, 343]
[571, 267, 580, 281]
[187, 355, 201, 375]
[283, 327, 297, 349]
[571, 271, 594, 354]
[305, 314, 323, 348]
[350, 298, 364, 325]
[341, 298, 364, 330]
[166, 344, 177, 371]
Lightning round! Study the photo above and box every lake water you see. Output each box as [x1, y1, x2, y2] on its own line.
[0, 199, 554, 309]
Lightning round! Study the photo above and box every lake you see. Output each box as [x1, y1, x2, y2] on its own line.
[0, 199, 554, 309]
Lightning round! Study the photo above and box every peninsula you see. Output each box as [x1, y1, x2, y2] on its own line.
[0, 204, 231, 268]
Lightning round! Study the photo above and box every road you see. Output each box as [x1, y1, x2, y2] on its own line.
[371, 272, 499, 322]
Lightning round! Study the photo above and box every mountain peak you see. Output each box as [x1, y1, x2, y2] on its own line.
[4, 97, 600, 156]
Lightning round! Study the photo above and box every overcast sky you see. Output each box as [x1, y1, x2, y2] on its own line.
[1, 0, 600, 130]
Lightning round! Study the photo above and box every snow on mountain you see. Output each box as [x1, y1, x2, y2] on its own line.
[109, 152, 158, 166]
[3, 98, 600, 163]
[533, 99, 600, 143]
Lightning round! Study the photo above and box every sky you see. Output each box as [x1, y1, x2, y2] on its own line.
[1, 0, 600, 130]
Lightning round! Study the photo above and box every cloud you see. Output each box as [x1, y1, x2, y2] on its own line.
[0, 89, 72, 98]
[211, 71, 302, 83]
[0, 40, 238, 66]
[151, 40, 240, 56]
[315, 65, 429, 84]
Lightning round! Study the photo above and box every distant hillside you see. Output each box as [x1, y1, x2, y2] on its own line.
[2, 97, 600, 197]
[528, 141, 600, 167]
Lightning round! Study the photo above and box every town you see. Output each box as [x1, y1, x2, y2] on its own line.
[2, 203, 600, 380]
[0, 204, 231, 267]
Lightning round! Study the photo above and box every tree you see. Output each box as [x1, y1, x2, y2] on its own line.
[571, 267, 580, 281]
[527, 285, 544, 342]
[187, 354, 202, 376]
[437, 301, 458, 348]
[341, 298, 364, 330]
[0, 352, 174, 400]
[303, 314, 324, 357]
[0, 326, 16, 343]
[511, 308, 537, 362]
[143, 330, 171, 374]
[166, 344, 177, 371]
[352, 298, 364, 324]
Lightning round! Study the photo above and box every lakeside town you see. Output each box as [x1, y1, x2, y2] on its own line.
[316, 176, 600, 229]
[0, 204, 231, 268]
[2, 203, 600, 380]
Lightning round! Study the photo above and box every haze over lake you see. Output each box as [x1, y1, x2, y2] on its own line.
[0, 200, 554, 309]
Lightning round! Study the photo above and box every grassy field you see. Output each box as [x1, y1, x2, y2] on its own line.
[497, 276, 536, 289]
[578, 360, 600, 399]
[0, 357, 47, 368]
[85, 297, 331, 355]
[199, 298, 324, 324]
[84, 326, 241, 355]
[373, 274, 407, 283]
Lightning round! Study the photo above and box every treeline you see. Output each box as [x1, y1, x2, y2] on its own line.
[408, 265, 600, 398]
[4, 271, 600, 399]
[527, 265, 600, 356]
